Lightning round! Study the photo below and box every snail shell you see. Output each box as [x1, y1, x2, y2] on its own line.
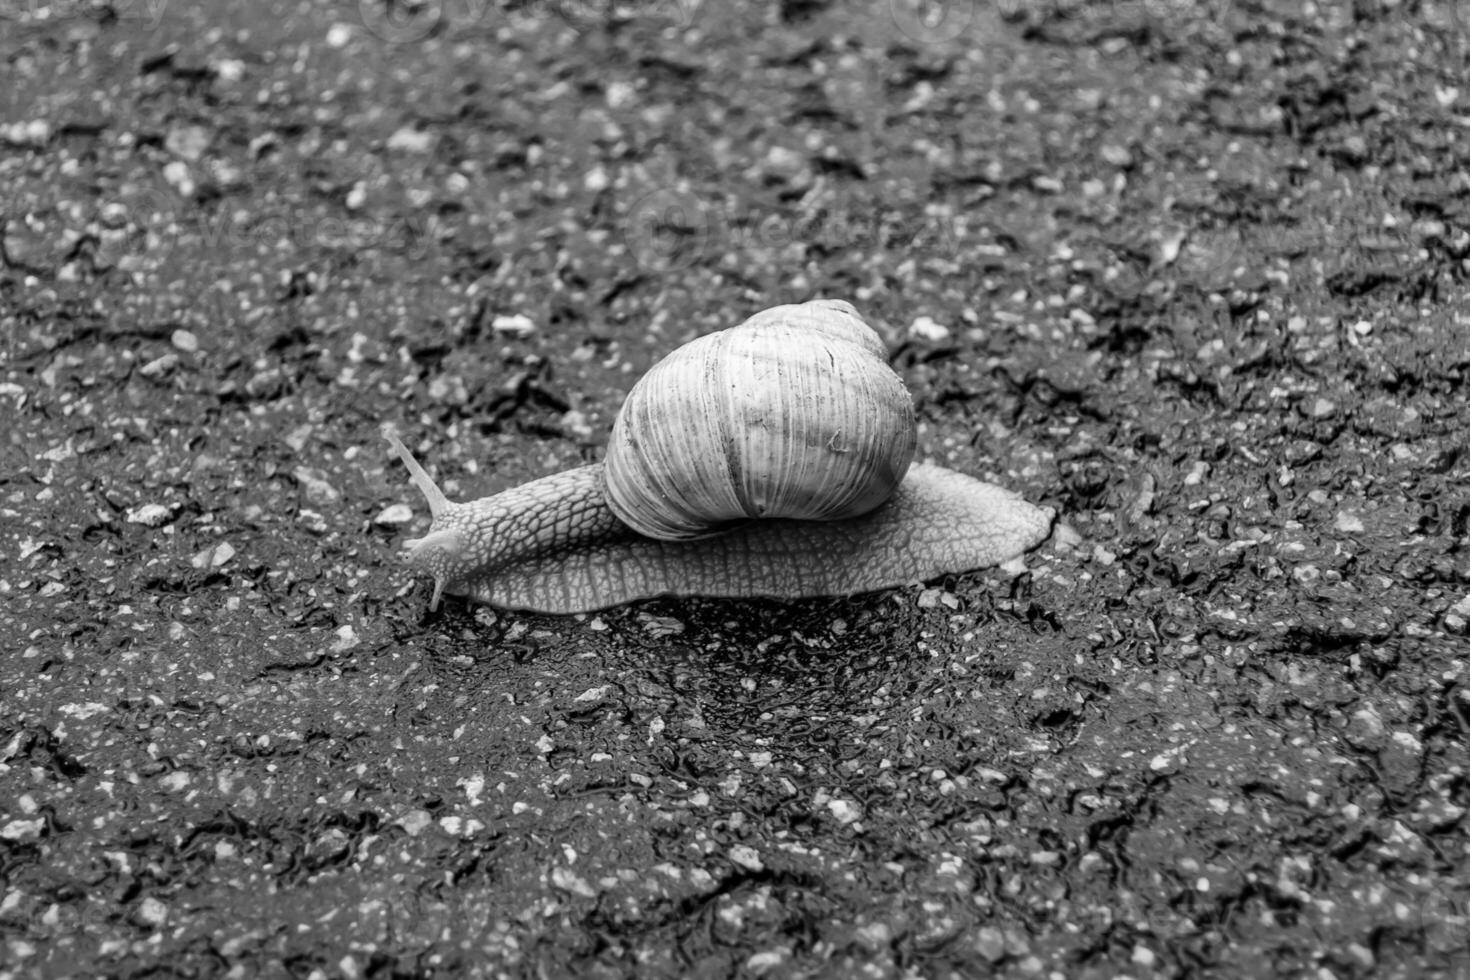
[603, 299, 917, 540]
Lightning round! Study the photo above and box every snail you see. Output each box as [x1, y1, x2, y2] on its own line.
[387, 299, 1055, 615]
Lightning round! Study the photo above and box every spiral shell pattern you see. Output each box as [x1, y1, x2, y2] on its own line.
[602, 299, 917, 541]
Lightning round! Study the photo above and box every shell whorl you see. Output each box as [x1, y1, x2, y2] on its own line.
[601, 299, 917, 541]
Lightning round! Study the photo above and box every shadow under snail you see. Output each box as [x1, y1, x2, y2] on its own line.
[387, 299, 1056, 614]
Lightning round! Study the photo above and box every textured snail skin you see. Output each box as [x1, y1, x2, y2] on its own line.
[389, 435, 1055, 615]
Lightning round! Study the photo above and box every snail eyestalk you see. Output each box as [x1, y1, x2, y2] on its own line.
[384, 428, 448, 520]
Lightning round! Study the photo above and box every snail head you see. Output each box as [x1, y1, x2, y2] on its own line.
[385, 430, 476, 610]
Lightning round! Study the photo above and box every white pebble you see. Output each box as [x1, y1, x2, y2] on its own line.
[136, 897, 169, 927]
[191, 542, 236, 569]
[605, 79, 636, 109]
[374, 503, 414, 526]
[396, 809, 432, 836]
[126, 503, 172, 526]
[162, 160, 194, 196]
[908, 315, 950, 342]
[491, 313, 536, 337]
[551, 867, 597, 898]
[214, 58, 246, 83]
[729, 845, 763, 871]
[387, 127, 434, 154]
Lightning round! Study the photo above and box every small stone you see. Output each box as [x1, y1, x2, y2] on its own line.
[1334, 511, 1365, 534]
[908, 315, 950, 342]
[160, 771, 191, 792]
[165, 124, 212, 161]
[638, 613, 684, 637]
[1291, 563, 1320, 584]
[374, 503, 414, 527]
[764, 145, 805, 175]
[126, 503, 172, 527]
[491, 313, 536, 337]
[1414, 219, 1446, 240]
[396, 809, 433, 836]
[560, 409, 593, 442]
[975, 926, 1006, 962]
[330, 625, 360, 652]
[0, 819, 43, 841]
[1339, 134, 1369, 162]
[139, 354, 180, 377]
[135, 897, 169, 927]
[387, 127, 434, 154]
[605, 79, 636, 109]
[826, 798, 860, 824]
[746, 950, 788, 975]
[1, 119, 52, 147]
[171, 328, 199, 352]
[1307, 397, 1337, 419]
[190, 542, 235, 569]
[1345, 705, 1385, 748]
[283, 423, 313, 453]
[729, 845, 763, 871]
[326, 22, 354, 47]
[162, 160, 195, 197]
[1100, 144, 1133, 167]
[294, 467, 341, 506]
[214, 58, 246, 83]
[551, 867, 597, 898]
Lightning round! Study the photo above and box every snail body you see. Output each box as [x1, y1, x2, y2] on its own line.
[390, 300, 1055, 615]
